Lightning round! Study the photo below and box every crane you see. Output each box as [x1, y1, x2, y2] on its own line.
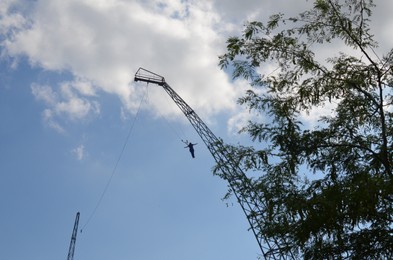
[66, 212, 80, 260]
[134, 68, 293, 259]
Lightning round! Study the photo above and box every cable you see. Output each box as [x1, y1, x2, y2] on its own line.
[80, 85, 148, 232]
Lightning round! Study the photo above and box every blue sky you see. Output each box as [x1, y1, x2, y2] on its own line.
[1, 56, 258, 259]
[1, 1, 393, 259]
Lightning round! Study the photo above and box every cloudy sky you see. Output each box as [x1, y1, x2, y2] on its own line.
[1, 1, 392, 259]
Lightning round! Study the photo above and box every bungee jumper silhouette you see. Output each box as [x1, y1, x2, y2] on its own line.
[183, 140, 197, 158]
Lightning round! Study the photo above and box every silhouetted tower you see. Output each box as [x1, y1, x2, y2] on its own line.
[67, 212, 80, 260]
[134, 68, 294, 259]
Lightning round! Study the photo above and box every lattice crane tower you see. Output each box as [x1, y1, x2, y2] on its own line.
[134, 68, 294, 259]
[66, 212, 80, 260]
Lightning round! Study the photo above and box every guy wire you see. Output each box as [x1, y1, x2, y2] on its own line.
[80, 84, 148, 232]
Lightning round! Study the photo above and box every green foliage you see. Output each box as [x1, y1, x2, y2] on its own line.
[219, 0, 392, 258]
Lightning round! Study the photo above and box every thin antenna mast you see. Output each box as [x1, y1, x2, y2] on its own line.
[67, 212, 80, 260]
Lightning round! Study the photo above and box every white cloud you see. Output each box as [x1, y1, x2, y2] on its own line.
[59, 78, 97, 98]
[31, 80, 100, 131]
[1, 0, 240, 122]
[31, 84, 58, 105]
[57, 97, 99, 120]
[300, 101, 338, 129]
[42, 108, 66, 134]
[0, 0, 30, 35]
[227, 109, 252, 135]
[72, 144, 85, 161]
[2, 0, 393, 131]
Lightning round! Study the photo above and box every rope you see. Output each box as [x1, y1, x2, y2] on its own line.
[80, 85, 148, 232]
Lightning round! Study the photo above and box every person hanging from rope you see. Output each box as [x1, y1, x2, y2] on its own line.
[184, 140, 197, 158]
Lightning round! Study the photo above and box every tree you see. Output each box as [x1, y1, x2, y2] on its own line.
[219, 0, 392, 258]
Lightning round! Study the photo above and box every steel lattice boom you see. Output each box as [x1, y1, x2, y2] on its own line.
[134, 68, 294, 259]
[67, 212, 80, 260]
